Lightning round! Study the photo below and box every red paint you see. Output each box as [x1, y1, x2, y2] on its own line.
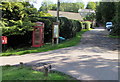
[2, 36, 7, 44]
[32, 22, 44, 47]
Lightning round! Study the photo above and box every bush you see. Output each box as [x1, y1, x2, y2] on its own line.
[110, 24, 120, 36]
[40, 17, 82, 39]
[59, 17, 73, 38]
[2, 17, 82, 50]
[83, 21, 92, 29]
[36, 18, 53, 43]
[69, 19, 82, 36]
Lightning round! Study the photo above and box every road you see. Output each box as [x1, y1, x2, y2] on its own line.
[0, 27, 119, 80]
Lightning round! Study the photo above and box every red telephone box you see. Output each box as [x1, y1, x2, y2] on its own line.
[32, 22, 44, 47]
[2, 36, 7, 44]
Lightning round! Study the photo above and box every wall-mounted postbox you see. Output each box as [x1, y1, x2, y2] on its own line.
[2, 36, 7, 44]
[32, 22, 44, 47]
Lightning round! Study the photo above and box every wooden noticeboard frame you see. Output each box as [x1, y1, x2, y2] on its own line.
[52, 22, 60, 45]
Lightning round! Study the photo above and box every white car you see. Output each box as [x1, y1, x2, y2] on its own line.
[106, 22, 113, 31]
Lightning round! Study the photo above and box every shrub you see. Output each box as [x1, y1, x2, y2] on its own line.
[6, 31, 32, 49]
[83, 21, 92, 29]
[110, 24, 120, 36]
[39, 11, 53, 17]
[2, 18, 52, 49]
[59, 17, 73, 38]
[69, 19, 82, 37]
[41, 17, 82, 39]
[3, 17, 82, 50]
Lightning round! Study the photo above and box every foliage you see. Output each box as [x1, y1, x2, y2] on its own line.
[110, 24, 120, 36]
[86, 2, 96, 10]
[96, 2, 116, 23]
[112, 2, 120, 24]
[2, 17, 82, 50]
[39, 11, 53, 17]
[2, 66, 74, 80]
[1, 2, 37, 36]
[83, 13, 96, 21]
[42, 17, 82, 39]
[1, 2, 83, 52]
[110, 2, 120, 36]
[48, 4, 57, 10]
[1, 2, 53, 36]
[96, 2, 120, 36]
[3, 18, 52, 49]
[82, 21, 92, 30]
[39, 1, 48, 13]
[59, 17, 73, 38]
[108, 35, 120, 38]
[39, 0, 54, 13]
[48, 2, 84, 13]
[1, 2, 24, 20]
[2, 29, 89, 56]
[69, 19, 82, 36]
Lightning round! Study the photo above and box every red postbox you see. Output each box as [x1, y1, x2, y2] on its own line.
[32, 22, 44, 47]
[2, 36, 7, 44]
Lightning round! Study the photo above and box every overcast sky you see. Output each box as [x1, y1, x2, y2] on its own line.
[30, 0, 100, 10]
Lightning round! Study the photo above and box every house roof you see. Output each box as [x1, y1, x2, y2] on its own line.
[48, 10, 83, 21]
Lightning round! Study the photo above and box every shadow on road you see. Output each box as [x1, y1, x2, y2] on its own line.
[26, 53, 118, 80]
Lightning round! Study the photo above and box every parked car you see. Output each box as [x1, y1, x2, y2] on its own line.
[106, 22, 113, 31]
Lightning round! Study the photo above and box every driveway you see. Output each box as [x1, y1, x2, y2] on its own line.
[0, 27, 119, 80]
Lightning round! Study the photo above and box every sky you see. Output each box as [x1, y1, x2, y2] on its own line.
[30, 0, 100, 10]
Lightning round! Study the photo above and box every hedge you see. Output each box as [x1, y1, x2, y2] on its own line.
[42, 17, 82, 39]
[2, 17, 82, 50]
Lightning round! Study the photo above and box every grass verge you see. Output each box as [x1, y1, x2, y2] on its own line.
[108, 35, 120, 38]
[2, 65, 75, 80]
[1, 29, 89, 56]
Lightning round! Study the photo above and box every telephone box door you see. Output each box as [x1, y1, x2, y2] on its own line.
[32, 22, 44, 47]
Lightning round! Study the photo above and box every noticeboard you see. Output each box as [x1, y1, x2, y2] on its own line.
[53, 24, 59, 38]
[53, 22, 59, 38]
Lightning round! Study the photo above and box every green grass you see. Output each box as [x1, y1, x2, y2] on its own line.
[108, 35, 120, 38]
[1, 29, 89, 56]
[2, 66, 75, 80]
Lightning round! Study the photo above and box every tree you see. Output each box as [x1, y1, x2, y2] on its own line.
[112, 2, 120, 23]
[48, 4, 57, 10]
[96, 2, 116, 23]
[39, 0, 53, 13]
[39, 1, 48, 13]
[83, 13, 96, 21]
[39, 11, 52, 17]
[96, 2, 120, 36]
[1, 2, 36, 36]
[1, 2, 25, 20]
[86, 2, 96, 10]
[110, 2, 120, 36]
[49, 2, 84, 13]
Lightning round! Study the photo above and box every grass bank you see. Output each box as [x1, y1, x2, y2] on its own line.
[1, 29, 89, 56]
[2, 66, 75, 80]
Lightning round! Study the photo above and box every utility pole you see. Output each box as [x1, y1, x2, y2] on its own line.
[52, 0, 60, 45]
[56, 0, 60, 44]
[46, 0, 48, 13]
[57, 0, 60, 22]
